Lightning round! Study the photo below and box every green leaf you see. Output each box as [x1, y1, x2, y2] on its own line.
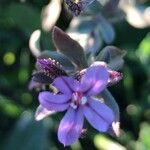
[0, 95, 22, 117]
[137, 32, 150, 65]
[94, 134, 126, 150]
[136, 32, 150, 75]
[138, 123, 150, 149]
[7, 3, 41, 34]
[2, 111, 49, 150]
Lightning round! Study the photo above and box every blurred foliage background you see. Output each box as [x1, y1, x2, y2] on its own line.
[0, 0, 150, 150]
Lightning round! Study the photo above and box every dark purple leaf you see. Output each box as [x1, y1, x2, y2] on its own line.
[52, 26, 88, 70]
[32, 72, 53, 84]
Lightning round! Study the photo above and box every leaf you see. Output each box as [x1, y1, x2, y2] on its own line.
[2, 111, 49, 150]
[52, 26, 88, 70]
[97, 15, 115, 44]
[0, 95, 23, 118]
[42, 0, 62, 31]
[7, 3, 40, 34]
[96, 46, 126, 70]
[138, 123, 150, 149]
[94, 134, 127, 150]
[86, 27, 103, 54]
[68, 17, 102, 55]
[103, 0, 120, 12]
[69, 17, 96, 33]
[29, 30, 41, 58]
[136, 32, 150, 65]
[32, 71, 53, 84]
[84, 0, 102, 15]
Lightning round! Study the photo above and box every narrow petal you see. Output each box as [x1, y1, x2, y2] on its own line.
[39, 91, 70, 103]
[35, 105, 56, 121]
[88, 98, 114, 124]
[83, 98, 114, 132]
[39, 92, 69, 111]
[53, 76, 72, 95]
[80, 65, 109, 96]
[59, 76, 81, 92]
[112, 121, 120, 137]
[58, 107, 84, 146]
[107, 121, 120, 137]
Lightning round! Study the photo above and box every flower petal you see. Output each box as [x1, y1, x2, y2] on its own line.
[53, 76, 72, 95]
[108, 70, 123, 86]
[58, 107, 84, 146]
[89, 98, 114, 123]
[112, 121, 120, 137]
[39, 91, 69, 111]
[39, 91, 70, 103]
[35, 105, 56, 121]
[80, 65, 109, 96]
[83, 98, 114, 132]
[58, 76, 81, 92]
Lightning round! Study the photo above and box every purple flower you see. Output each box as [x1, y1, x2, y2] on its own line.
[65, 0, 95, 16]
[37, 64, 114, 146]
[29, 58, 67, 90]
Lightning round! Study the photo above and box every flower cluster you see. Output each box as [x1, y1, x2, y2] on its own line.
[65, 0, 95, 16]
[38, 61, 114, 146]
[31, 55, 123, 145]
[29, 0, 125, 147]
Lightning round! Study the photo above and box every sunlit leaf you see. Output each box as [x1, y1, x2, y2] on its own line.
[94, 134, 127, 150]
[138, 122, 150, 149]
[136, 32, 150, 74]
[119, 1, 150, 28]
[29, 30, 41, 58]
[42, 0, 62, 31]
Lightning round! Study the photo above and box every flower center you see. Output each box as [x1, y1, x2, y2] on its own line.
[70, 92, 87, 109]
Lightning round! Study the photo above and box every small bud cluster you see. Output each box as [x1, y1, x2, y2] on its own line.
[36, 58, 67, 80]
[65, 0, 83, 16]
